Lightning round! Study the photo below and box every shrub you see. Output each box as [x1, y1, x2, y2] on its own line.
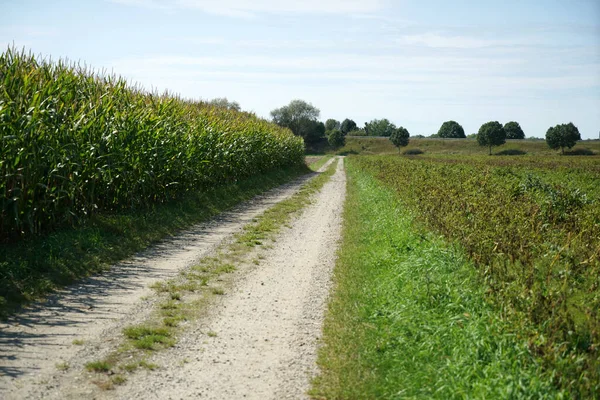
[327, 129, 345, 148]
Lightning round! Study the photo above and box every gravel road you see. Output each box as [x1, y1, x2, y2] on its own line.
[0, 157, 345, 399]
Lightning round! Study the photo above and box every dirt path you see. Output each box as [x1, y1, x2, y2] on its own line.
[0, 157, 345, 399]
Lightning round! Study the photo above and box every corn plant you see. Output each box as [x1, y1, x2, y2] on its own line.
[0, 47, 304, 240]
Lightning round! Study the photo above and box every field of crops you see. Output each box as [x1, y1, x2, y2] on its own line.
[337, 136, 600, 157]
[0, 48, 304, 241]
[352, 154, 599, 396]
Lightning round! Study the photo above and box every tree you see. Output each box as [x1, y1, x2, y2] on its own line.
[208, 97, 241, 111]
[340, 119, 358, 134]
[477, 121, 506, 155]
[325, 119, 341, 131]
[504, 121, 525, 139]
[270, 100, 323, 144]
[327, 129, 345, 148]
[437, 121, 466, 138]
[546, 122, 581, 154]
[364, 118, 396, 137]
[389, 126, 410, 152]
[302, 120, 326, 144]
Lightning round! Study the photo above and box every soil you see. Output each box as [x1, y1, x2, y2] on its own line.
[0, 157, 345, 399]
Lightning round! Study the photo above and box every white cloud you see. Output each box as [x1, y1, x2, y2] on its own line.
[109, 53, 522, 74]
[397, 32, 508, 49]
[109, 0, 384, 17]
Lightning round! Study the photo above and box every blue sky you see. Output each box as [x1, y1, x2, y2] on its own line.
[2, 0, 600, 138]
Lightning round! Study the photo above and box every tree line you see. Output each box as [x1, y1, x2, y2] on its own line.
[270, 99, 584, 154]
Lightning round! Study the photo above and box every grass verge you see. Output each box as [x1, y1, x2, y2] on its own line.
[0, 164, 311, 317]
[311, 159, 560, 399]
[86, 158, 339, 381]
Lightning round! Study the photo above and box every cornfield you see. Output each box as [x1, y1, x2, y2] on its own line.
[0, 47, 304, 241]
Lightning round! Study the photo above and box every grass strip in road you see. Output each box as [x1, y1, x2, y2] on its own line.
[308, 155, 334, 171]
[0, 164, 311, 318]
[311, 159, 561, 399]
[84, 159, 340, 386]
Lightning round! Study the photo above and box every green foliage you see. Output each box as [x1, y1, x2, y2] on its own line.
[504, 121, 525, 139]
[270, 99, 323, 144]
[325, 118, 340, 131]
[0, 164, 309, 316]
[123, 325, 174, 350]
[313, 161, 560, 398]
[437, 120, 466, 138]
[207, 97, 241, 111]
[334, 136, 600, 159]
[389, 126, 410, 150]
[353, 155, 600, 397]
[327, 129, 345, 148]
[85, 360, 113, 373]
[477, 121, 506, 154]
[340, 118, 357, 134]
[364, 118, 396, 137]
[302, 120, 326, 144]
[546, 122, 581, 154]
[0, 47, 304, 241]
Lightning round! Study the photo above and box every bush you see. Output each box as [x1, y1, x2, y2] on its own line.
[327, 129, 345, 148]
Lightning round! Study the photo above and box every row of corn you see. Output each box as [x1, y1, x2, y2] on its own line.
[0, 47, 304, 241]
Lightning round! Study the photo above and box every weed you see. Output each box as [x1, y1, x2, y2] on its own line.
[123, 326, 174, 350]
[138, 360, 158, 370]
[92, 379, 115, 391]
[55, 361, 70, 371]
[111, 375, 127, 385]
[85, 360, 113, 373]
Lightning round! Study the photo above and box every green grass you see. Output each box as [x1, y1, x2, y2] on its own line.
[336, 136, 600, 157]
[123, 326, 174, 350]
[307, 155, 334, 171]
[312, 158, 560, 399]
[85, 360, 114, 373]
[352, 154, 600, 396]
[0, 164, 310, 317]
